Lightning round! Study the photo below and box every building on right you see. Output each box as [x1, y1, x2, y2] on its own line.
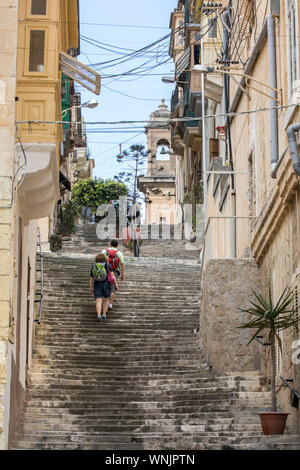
[169, 0, 300, 432]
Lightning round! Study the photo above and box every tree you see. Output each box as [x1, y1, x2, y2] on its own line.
[71, 178, 128, 212]
[114, 145, 148, 257]
[114, 145, 148, 204]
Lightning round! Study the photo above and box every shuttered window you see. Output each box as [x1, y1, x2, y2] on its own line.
[31, 0, 47, 15]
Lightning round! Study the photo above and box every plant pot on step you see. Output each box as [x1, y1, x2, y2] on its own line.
[238, 287, 298, 438]
[259, 412, 289, 435]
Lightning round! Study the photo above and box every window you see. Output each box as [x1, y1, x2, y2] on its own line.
[208, 18, 218, 39]
[178, 20, 184, 47]
[31, 0, 47, 15]
[61, 81, 66, 102]
[194, 45, 201, 65]
[29, 30, 45, 72]
[287, 0, 299, 96]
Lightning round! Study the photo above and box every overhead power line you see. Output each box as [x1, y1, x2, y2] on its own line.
[82, 29, 175, 70]
[81, 35, 169, 57]
[102, 84, 163, 102]
[81, 22, 170, 29]
[16, 104, 296, 127]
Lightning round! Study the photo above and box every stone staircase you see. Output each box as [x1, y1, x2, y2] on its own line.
[10, 246, 300, 449]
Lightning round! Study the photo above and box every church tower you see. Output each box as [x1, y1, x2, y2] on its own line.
[138, 100, 178, 225]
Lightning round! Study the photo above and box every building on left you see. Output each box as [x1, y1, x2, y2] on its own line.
[0, 0, 100, 448]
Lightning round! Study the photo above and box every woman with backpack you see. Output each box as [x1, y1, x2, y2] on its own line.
[90, 253, 118, 322]
[102, 239, 125, 311]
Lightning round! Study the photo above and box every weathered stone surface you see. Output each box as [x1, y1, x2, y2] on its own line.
[199, 259, 261, 373]
[0, 277, 9, 302]
[0, 226, 11, 250]
[0, 177, 12, 201]
[0, 251, 11, 276]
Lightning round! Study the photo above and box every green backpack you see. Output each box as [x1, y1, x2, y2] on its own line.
[92, 263, 107, 282]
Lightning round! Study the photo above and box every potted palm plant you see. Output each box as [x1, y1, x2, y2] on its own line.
[238, 286, 298, 435]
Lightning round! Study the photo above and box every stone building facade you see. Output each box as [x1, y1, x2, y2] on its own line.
[168, 0, 300, 432]
[0, 0, 18, 450]
[0, 0, 98, 448]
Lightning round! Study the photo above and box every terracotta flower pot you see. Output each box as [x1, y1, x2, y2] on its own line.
[259, 412, 289, 435]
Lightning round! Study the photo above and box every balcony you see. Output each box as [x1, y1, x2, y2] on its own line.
[16, 143, 60, 221]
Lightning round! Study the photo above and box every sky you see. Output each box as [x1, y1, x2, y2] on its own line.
[77, 0, 178, 181]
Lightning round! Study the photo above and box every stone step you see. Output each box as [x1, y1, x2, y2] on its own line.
[26, 385, 267, 398]
[26, 380, 270, 393]
[14, 430, 268, 445]
[26, 370, 263, 381]
[27, 374, 266, 387]
[19, 412, 261, 423]
[18, 425, 264, 437]
[11, 440, 299, 451]
[31, 341, 201, 349]
[14, 432, 297, 449]
[22, 401, 271, 412]
[28, 360, 205, 370]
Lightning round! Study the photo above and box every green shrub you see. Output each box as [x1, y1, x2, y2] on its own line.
[58, 200, 80, 236]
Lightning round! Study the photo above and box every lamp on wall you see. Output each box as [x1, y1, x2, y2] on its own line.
[62, 99, 99, 118]
[162, 76, 188, 85]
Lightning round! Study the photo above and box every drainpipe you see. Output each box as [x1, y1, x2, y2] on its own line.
[287, 123, 300, 176]
[223, 6, 236, 258]
[267, 15, 279, 177]
[201, 37, 207, 229]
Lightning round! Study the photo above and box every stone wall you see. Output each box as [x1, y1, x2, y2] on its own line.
[0, 0, 18, 450]
[199, 259, 261, 373]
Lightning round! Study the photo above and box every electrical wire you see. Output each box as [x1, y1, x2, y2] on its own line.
[96, 14, 224, 85]
[102, 84, 163, 102]
[82, 28, 178, 70]
[19, 103, 295, 127]
[93, 133, 145, 168]
[81, 35, 169, 58]
[80, 22, 170, 30]
[80, 36, 169, 66]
